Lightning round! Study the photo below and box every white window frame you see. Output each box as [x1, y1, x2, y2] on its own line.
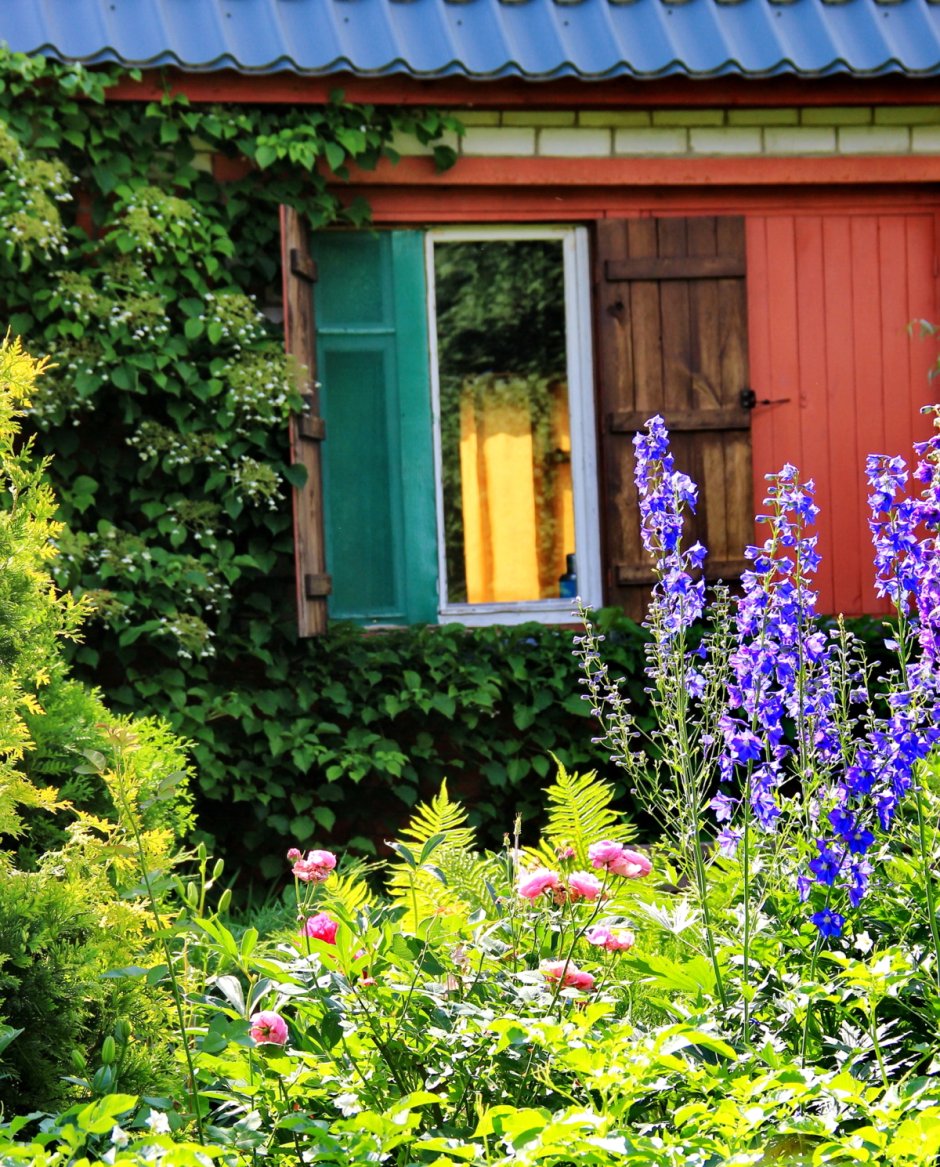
[426, 224, 602, 626]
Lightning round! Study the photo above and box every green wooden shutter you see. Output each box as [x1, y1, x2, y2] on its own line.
[312, 230, 438, 625]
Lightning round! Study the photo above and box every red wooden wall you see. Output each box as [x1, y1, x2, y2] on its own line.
[746, 211, 940, 616]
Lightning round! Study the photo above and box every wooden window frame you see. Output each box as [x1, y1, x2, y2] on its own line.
[425, 223, 603, 625]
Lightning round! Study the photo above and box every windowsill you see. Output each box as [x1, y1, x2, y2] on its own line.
[438, 598, 594, 627]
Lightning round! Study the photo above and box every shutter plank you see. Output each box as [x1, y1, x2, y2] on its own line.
[281, 204, 330, 636]
[605, 255, 747, 281]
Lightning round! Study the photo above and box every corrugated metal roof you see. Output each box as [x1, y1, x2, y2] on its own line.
[4, 0, 940, 82]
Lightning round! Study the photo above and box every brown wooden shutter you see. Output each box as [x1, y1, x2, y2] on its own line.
[594, 216, 752, 621]
[280, 204, 330, 636]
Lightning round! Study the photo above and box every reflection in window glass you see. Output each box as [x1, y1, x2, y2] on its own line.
[434, 239, 576, 605]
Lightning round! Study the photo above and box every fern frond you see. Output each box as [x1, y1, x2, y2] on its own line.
[388, 780, 496, 928]
[320, 864, 376, 916]
[399, 780, 475, 851]
[535, 760, 634, 868]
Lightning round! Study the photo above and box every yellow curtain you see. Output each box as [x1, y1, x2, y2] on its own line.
[459, 376, 573, 604]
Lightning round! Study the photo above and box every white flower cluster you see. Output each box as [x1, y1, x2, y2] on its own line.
[0, 148, 73, 261]
[230, 455, 283, 509]
[126, 421, 224, 470]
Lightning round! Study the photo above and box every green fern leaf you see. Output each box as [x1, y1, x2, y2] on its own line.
[321, 863, 376, 916]
[399, 780, 475, 851]
[388, 780, 495, 927]
[533, 760, 634, 869]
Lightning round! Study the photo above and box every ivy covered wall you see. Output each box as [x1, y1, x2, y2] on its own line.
[0, 52, 640, 882]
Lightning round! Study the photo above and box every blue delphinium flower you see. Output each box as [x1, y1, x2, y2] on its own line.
[809, 907, 845, 939]
[808, 841, 841, 887]
[718, 466, 838, 867]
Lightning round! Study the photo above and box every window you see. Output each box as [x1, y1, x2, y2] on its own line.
[284, 210, 756, 634]
[307, 224, 600, 627]
[429, 227, 600, 624]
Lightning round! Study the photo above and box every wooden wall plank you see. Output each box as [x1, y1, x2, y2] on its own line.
[823, 216, 864, 615]
[758, 217, 803, 498]
[850, 216, 887, 613]
[280, 204, 330, 636]
[627, 219, 665, 419]
[792, 216, 833, 611]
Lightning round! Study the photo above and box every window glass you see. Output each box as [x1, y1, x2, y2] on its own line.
[433, 238, 577, 605]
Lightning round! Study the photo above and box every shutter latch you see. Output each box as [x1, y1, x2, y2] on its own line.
[740, 389, 790, 411]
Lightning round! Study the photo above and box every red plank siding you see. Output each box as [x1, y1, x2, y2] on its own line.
[746, 211, 940, 617]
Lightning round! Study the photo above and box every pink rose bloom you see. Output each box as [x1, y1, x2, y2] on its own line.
[588, 840, 625, 870]
[588, 841, 652, 879]
[292, 849, 338, 883]
[586, 925, 635, 952]
[302, 912, 338, 943]
[541, 960, 595, 991]
[249, 1010, 288, 1045]
[609, 849, 652, 879]
[517, 868, 561, 900]
[567, 871, 603, 901]
[286, 847, 303, 862]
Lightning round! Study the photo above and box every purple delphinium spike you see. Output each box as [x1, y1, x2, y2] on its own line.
[719, 466, 838, 864]
[867, 453, 921, 613]
[633, 417, 707, 642]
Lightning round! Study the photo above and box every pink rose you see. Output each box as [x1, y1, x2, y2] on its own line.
[540, 960, 595, 991]
[517, 868, 561, 900]
[286, 847, 302, 862]
[302, 912, 338, 943]
[291, 849, 337, 883]
[588, 840, 625, 869]
[609, 849, 652, 879]
[588, 841, 651, 879]
[249, 1010, 288, 1045]
[586, 925, 635, 952]
[567, 871, 603, 901]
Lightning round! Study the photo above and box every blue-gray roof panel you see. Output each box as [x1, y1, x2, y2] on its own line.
[3, 0, 939, 81]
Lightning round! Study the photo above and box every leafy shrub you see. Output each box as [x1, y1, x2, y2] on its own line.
[0, 338, 194, 1113]
[29, 763, 929, 1167]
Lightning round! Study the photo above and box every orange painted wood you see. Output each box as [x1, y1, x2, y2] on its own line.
[104, 68, 940, 109]
[335, 154, 940, 188]
[823, 215, 864, 616]
[851, 215, 887, 613]
[746, 210, 940, 617]
[793, 216, 833, 610]
[212, 154, 253, 182]
[878, 217, 912, 465]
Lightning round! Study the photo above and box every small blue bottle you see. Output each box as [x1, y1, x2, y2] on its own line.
[559, 553, 577, 599]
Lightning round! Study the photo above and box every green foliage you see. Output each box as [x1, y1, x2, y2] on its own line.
[2, 765, 932, 1164]
[19, 678, 195, 862]
[536, 761, 636, 868]
[164, 616, 652, 881]
[0, 338, 197, 1116]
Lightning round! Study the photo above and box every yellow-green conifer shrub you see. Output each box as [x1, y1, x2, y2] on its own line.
[0, 336, 194, 1112]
